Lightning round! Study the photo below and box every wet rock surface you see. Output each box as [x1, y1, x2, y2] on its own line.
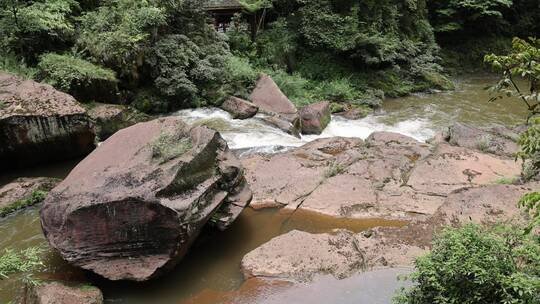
[24, 281, 103, 304]
[40, 117, 251, 281]
[86, 103, 150, 140]
[0, 72, 95, 169]
[299, 101, 331, 135]
[221, 97, 258, 120]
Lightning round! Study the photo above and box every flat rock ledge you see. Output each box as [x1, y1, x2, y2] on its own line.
[40, 117, 252, 281]
[242, 182, 538, 282]
[242, 131, 521, 219]
[24, 281, 103, 304]
[241, 130, 536, 282]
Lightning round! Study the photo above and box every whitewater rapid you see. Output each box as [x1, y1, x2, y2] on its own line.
[174, 107, 436, 151]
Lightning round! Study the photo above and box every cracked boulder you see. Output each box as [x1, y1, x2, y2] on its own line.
[0, 72, 96, 169]
[40, 117, 251, 281]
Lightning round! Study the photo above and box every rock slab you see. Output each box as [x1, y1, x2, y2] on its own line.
[0, 72, 95, 169]
[25, 282, 103, 304]
[40, 117, 251, 281]
[221, 96, 258, 119]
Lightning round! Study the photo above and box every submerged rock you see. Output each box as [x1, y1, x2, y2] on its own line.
[24, 281, 103, 304]
[221, 96, 258, 119]
[0, 72, 95, 169]
[299, 101, 331, 135]
[87, 103, 150, 140]
[40, 117, 251, 281]
[250, 74, 301, 136]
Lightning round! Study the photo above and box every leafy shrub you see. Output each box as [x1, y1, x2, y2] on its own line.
[255, 18, 299, 71]
[77, 0, 166, 81]
[223, 55, 258, 99]
[147, 33, 229, 107]
[37, 53, 118, 102]
[132, 89, 169, 114]
[428, 0, 512, 36]
[0, 53, 37, 79]
[394, 224, 540, 304]
[519, 192, 540, 234]
[0, 0, 79, 61]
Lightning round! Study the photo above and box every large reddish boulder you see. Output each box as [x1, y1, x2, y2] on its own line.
[0, 72, 95, 169]
[40, 117, 252, 281]
[221, 96, 258, 119]
[250, 74, 301, 136]
[299, 101, 331, 135]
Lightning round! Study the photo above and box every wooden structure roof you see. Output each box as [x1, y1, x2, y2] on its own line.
[204, 0, 243, 11]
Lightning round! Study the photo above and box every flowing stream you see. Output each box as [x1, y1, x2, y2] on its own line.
[0, 75, 530, 303]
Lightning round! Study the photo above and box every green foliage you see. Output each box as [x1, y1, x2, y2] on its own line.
[0, 190, 47, 217]
[223, 55, 258, 99]
[0, 247, 44, 280]
[485, 38, 540, 121]
[519, 192, 540, 235]
[486, 38, 540, 181]
[37, 53, 117, 98]
[394, 224, 540, 304]
[428, 0, 512, 34]
[132, 89, 168, 114]
[0, 0, 79, 60]
[150, 131, 192, 164]
[238, 0, 272, 13]
[0, 53, 37, 79]
[77, 0, 166, 81]
[324, 162, 346, 178]
[518, 120, 540, 181]
[147, 33, 229, 108]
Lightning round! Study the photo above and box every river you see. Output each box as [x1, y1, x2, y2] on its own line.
[0, 75, 530, 303]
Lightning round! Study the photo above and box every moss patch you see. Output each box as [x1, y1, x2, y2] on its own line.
[0, 190, 48, 217]
[150, 131, 192, 164]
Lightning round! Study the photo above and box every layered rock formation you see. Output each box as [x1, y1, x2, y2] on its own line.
[0, 72, 95, 169]
[242, 132, 521, 219]
[240, 130, 534, 282]
[40, 117, 252, 281]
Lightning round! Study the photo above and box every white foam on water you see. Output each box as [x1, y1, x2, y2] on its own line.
[174, 107, 437, 151]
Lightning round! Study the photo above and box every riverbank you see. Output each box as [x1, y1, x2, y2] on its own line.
[0, 75, 533, 303]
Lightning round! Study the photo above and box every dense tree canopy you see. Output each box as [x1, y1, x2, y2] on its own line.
[0, 0, 538, 111]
